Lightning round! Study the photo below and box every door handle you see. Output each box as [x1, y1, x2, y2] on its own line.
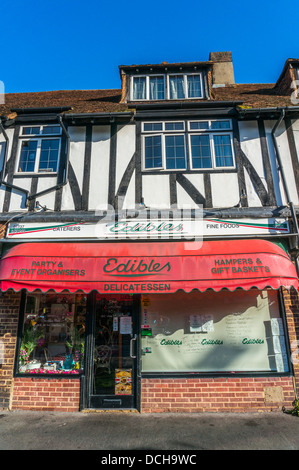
[130, 334, 137, 359]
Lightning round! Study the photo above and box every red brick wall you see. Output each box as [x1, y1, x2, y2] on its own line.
[141, 377, 295, 413]
[0, 291, 21, 410]
[12, 377, 80, 412]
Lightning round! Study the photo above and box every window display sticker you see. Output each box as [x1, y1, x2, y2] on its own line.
[120, 316, 132, 335]
[190, 314, 214, 332]
[271, 318, 284, 336]
[273, 335, 287, 354]
[275, 353, 289, 372]
[113, 316, 118, 332]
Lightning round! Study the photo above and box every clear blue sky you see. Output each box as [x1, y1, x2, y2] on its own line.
[1, 0, 298, 93]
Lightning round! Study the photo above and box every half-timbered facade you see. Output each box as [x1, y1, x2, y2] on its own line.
[1, 52, 299, 413]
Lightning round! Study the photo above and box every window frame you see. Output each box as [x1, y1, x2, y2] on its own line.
[142, 131, 188, 171]
[167, 72, 203, 100]
[142, 119, 236, 172]
[131, 74, 166, 101]
[189, 131, 235, 171]
[16, 125, 62, 175]
[130, 72, 204, 101]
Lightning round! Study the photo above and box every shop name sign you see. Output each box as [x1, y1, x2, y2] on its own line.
[103, 258, 171, 276]
[6, 218, 289, 239]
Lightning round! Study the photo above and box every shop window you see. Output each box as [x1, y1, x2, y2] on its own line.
[141, 289, 289, 374]
[17, 125, 62, 174]
[17, 292, 86, 375]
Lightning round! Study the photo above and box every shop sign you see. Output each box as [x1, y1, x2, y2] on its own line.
[6, 218, 290, 239]
[1, 240, 297, 294]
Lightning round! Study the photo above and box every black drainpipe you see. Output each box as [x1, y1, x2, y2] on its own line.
[271, 108, 299, 274]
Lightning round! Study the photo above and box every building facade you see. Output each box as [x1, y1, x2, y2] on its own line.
[0, 52, 299, 412]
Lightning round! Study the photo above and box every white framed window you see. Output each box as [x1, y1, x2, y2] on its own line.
[16, 125, 62, 174]
[167, 73, 203, 100]
[131, 72, 203, 101]
[142, 122, 187, 170]
[189, 132, 235, 170]
[131, 75, 165, 100]
[142, 120, 235, 171]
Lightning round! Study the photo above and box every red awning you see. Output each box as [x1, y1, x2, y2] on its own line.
[0, 239, 297, 294]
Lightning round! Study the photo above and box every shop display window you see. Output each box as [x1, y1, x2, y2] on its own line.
[17, 291, 86, 375]
[141, 289, 290, 374]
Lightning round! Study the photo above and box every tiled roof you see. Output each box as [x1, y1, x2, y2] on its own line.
[212, 83, 297, 108]
[0, 89, 129, 116]
[0, 83, 298, 117]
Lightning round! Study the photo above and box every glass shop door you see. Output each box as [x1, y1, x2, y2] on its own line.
[89, 294, 139, 409]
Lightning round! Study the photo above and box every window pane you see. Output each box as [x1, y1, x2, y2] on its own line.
[189, 121, 209, 130]
[165, 135, 186, 169]
[165, 122, 184, 131]
[38, 139, 60, 172]
[141, 290, 289, 373]
[133, 77, 146, 100]
[190, 135, 212, 168]
[18, 140, 38, 172]
[210, 120, 231, 130]
[214, 135, 234, 167]
[42, 125, 61, 135]
[22, 127, 41, 135]
[18, 293, 86, 375]
[149, 76, 165, 100]
[144, 135, 162, 168]
[169, 75, 185, 99]
[187, 75, 202, 98]
[143, 123, 163, 131]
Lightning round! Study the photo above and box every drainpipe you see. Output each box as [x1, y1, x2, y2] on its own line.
[0, 118, 30, 203]
[26, 114, 70, 205]
[271, 108, 299, 273]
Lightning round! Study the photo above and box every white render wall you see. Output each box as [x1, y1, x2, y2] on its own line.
[2, 119, 299, 212]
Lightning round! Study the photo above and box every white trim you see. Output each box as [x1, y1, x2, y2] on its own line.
[166, 72, 203, 100]
[131, 75, 166, 101]
[15, 135, 61, 175]
[188, 119, 232, 132]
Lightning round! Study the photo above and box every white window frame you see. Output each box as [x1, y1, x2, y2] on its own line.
[142, 120, 236, 172]
[167, 73, 203, 100]
[16, 125, 62, 175]
[131, 75, 166, 101]
[188, 119, 233, 131]
[142, 131, 187, 171]
[189, 131, 235, 170]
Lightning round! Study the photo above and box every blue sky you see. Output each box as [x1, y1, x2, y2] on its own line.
[1, 0, 298, 93]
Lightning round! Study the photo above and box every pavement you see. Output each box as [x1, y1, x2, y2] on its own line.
[1, 409, 299, 451]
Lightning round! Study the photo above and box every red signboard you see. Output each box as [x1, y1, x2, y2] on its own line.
[0, 240, 297, 293]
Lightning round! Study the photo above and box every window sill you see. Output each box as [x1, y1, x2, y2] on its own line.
[14, 172, 58, 178]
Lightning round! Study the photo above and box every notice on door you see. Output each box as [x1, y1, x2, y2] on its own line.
[120, 316, 132, 335]
[115, 369, 132, 395]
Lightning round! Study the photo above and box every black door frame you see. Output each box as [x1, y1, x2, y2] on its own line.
[81, 291, 141, 411]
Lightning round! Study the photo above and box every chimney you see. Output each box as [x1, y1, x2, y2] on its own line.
[209, 51, 235, 87]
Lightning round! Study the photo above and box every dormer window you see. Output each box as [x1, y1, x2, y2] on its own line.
[131, 72, 203, 101]
[168, 74, 203, 99]
[132, 75, 165, 100]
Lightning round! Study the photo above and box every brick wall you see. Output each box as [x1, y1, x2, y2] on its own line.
[0, 291, 21, 410]
[141, 377, 295, 413]
[12, 377, 81, 412]
[282, 287, 299, 390]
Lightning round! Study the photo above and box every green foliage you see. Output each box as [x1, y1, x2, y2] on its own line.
[20, 325, 44, 358]
[283, 399, 299, 417]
